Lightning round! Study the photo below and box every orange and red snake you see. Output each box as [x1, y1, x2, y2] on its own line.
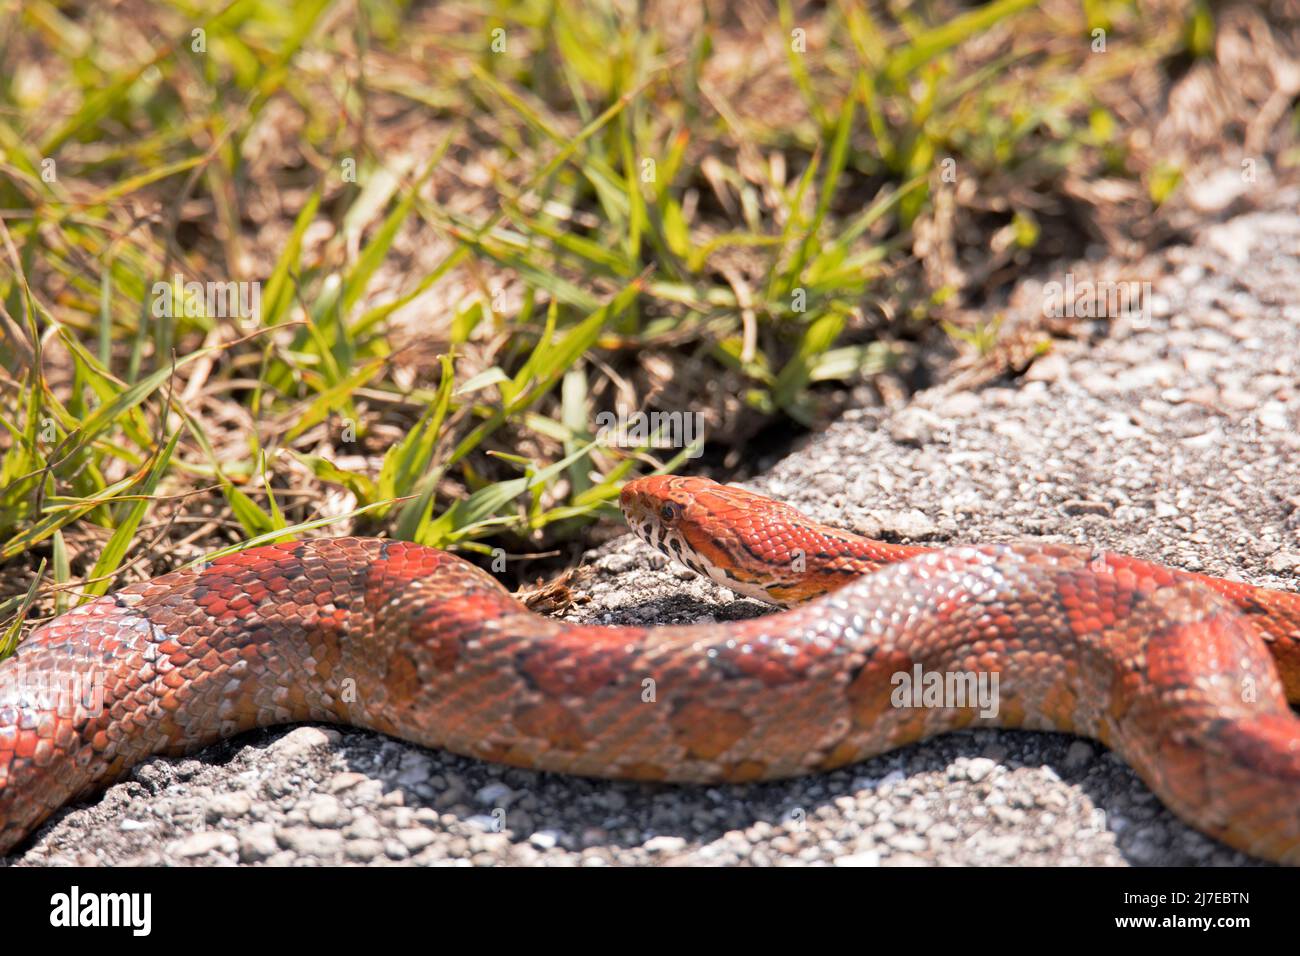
[2, 475, 1299, 862]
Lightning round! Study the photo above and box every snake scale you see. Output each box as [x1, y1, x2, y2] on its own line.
[2, 475, 1299, 862]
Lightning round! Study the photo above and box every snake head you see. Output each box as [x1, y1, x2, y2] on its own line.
[619, 475, 805, 604]
[619, 475, 717, 555]
[621, 475, 902, 608]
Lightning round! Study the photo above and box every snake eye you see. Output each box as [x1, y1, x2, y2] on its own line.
[660, 502, 680, 522]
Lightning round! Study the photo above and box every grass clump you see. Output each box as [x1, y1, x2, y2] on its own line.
[0, 0, 1251, 638]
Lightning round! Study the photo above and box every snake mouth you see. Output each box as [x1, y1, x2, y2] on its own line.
[619, 485, 660, 548]
[618, 496, 650, 541]
[621, 496, 687, 568]
[621, 495, 713, 582]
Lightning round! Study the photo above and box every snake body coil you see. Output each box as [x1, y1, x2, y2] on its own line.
[2, 476, 1299, 862]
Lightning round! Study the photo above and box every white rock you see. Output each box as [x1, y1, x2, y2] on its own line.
[172, 831, 237, 858]
[643, 835, 687, 854]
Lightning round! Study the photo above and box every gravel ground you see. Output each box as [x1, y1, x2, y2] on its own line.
[8, 195, 1300, 867]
